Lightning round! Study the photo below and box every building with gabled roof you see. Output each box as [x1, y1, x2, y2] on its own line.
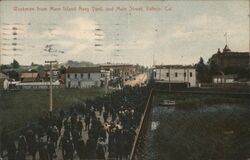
[20, 72, 40, 82]
[65, 67, 101, 88]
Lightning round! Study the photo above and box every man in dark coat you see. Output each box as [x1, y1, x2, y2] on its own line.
[86, 135, 96, 159]
[76, 119, 83, 137]
[15, 149, 26, 160]
[65, 140, 74, 160]
[7, 138, 16, 160]
[39, 143, 49, 160]
[0, 127, 8, 157]
[75, 138, 85, 160]
[47, 141, 56, 160]
[18, 135, 27, 154]
[103, 111, 109, 123]
[28, 134, 38, 160]
[96, 139, 105, 160]
[84, 114, 90, 131]
[59, 136, 67, 160]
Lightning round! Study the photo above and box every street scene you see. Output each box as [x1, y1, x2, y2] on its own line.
[0, 0, 250, 160]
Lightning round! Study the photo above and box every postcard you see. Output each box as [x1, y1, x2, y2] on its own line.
[0, 0, 249, 160]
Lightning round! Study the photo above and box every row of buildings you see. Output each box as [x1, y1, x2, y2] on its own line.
[65, 63, 134, 88]
[0, 63, 135, 89]
[1, 45, 249, 90]
[152, 44, 250, 88]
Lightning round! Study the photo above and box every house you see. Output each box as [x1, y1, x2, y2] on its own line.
[66, 67, 101, 88]
[20, 72, 40, 82]
[153, 65, 197, 87]
[20, 71, 50, 83]
[213, 74, 238, 83]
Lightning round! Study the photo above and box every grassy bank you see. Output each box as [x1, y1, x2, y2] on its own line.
[0, 88, 105, 133]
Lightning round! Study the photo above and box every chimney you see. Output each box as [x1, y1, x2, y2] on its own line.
[217, 48, 221, 53]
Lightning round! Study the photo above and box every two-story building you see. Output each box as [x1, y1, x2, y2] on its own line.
[153, 65, 197, 87]
[66, 67, 101, 88]
[100, 63, 134, 79]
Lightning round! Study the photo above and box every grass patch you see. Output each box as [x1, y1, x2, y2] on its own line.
[0, 88, 105, 133]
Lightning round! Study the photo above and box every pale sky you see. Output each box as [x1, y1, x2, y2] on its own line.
[0, 0, 249, 66]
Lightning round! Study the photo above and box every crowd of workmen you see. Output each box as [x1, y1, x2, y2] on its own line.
[0, 85, 149, 160]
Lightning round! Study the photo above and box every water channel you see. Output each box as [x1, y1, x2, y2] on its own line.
[143, 96, 250, 160]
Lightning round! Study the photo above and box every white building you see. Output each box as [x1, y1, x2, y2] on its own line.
[153, 65, 197, 87]
[66, 67, 101, 88]
[213, 74, 237, 84]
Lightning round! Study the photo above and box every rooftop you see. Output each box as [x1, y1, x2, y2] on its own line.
[153, 65, 195, 69]
[217, 45, 249, 54]
[99, 63, 133, 67]
[213, 74, 238, 79]
[66, 67, 100, 73]
[223, 44, 231, 52]
[0, 72, 9, 79]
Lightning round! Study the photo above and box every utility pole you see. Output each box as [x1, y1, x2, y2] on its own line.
[105, 70, 110, 94]
[168, 67, 171, 92]
[249, 0, 250, 67]
[159, 65, 162, 80]
[224, 32, 228, 45]
[45, 60, 57, 116]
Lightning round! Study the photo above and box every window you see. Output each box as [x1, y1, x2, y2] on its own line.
[175, 72, 178, 77]
[75, 74, 77, 78]
[184, 72, 186, 77]
[67, 74, 70, 78]
[166, 73, 169, 77]
[81, 73, 83, 78]
[88, 73, 91, 79]
[190, 72, 192, 77]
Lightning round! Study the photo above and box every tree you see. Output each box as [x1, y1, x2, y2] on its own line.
[11, 59, 20, 68]
[208, 60, 220, 75]
[0, 65, 11, 70]
[195, 57, 210, 83]
[59, 66, 66, 74]
[7, 70, 20, 81]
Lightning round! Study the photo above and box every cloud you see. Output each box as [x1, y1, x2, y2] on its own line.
[171, 14, 226, 41]
[34, 17, 98, 55]
[192, 14, 224, 30]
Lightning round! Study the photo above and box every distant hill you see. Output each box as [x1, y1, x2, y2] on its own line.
[61, 60, 97, 67]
